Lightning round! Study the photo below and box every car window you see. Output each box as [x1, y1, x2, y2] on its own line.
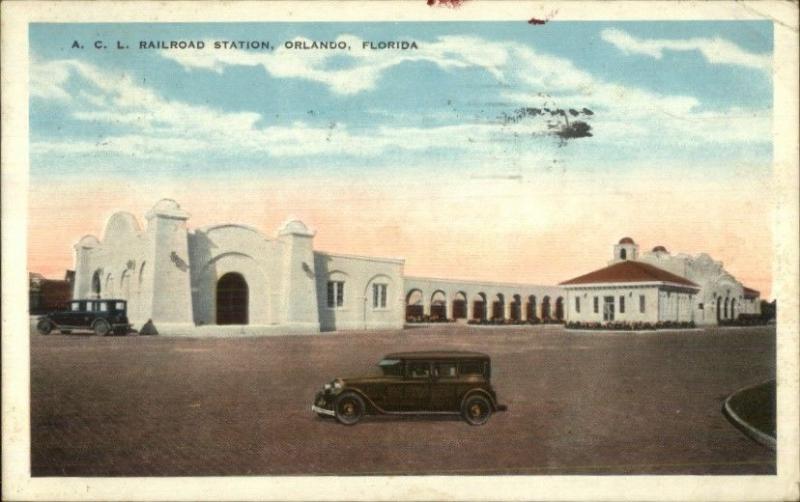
[85, 302, 95, 312]
[406, 362, 430, 379]
[115, 301, 125, 311]
[99, 302, 108, 312]
[434, 363, 458, 379]
[460, 361, 484, 376]
[70, 302, 80, 311]
[378, 359, 402, 376]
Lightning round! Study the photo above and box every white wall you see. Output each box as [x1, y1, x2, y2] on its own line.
[565, 286, 662, 324]
[314, 252, 404, 331]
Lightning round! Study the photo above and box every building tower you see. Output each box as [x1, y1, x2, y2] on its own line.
[613, 237, 639, 262]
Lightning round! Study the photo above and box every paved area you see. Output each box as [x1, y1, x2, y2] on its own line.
[30, 325, 776, 476]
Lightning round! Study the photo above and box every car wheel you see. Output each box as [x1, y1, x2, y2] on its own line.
[461, 395, 492, 426]
[93, 319, 111, 336]
[334, 392, 365, 425]
[36, 319, 53, 335]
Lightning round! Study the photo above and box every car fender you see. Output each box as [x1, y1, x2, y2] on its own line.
[460, 388, 500, 411]
[337, 387, 386, 414]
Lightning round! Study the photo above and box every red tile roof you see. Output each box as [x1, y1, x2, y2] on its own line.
[560, 260, 699, 288]
[743, 286, 760, 298]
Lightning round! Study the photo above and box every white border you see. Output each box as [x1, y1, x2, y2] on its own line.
[2, 2, 798, 501]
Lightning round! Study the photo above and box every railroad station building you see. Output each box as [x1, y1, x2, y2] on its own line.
[560, 237, 761, 325]
[70, 201, 760, 334]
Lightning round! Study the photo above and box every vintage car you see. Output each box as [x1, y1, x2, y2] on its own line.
[36, 299, 132, 336]
[312, 351, 507, 425]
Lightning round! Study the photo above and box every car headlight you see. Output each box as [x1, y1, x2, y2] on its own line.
[333, 381, 343, 390]
[324, 383, 332, 391]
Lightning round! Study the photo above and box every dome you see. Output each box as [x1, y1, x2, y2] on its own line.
[652, 245, 668, 253]
[75, 234, 100, 249]
[618, 237, 635, 245]
[278, 219, 315, 237]
[145, 198, 190, 220]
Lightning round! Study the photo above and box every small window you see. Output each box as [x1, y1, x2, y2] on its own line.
[372, 283, 387, 309]
[99, 302, 108, 312]
[70, 302, 80, 311]
[593, 297, 599, 313]
[698, 303, 704, 310]
[639, 295, 646, 313]
[575, 297, 581, 313]
[115, 301, 125, 310]
[85, 302, 95, 312]
[460, 361, 484, 376]
[619, 296, 625, 314]
[434, 362, 458, 379]
[620, 249, 627, 260]
[326, 281, 344, 308]
[378, 359, 402, 377]
[407, 362, 430, 379]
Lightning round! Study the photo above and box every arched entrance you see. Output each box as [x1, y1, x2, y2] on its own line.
[452, 291, 467, 320]
[216, 273, 249, 325]
[405, 289, 424, 321]
[492, 293, 505, 320]
[555, 297, 564, 321]
[511, 294, 522, 322]
[541, 296, 551, 320]
[730, 298, 736, 320]
[472, 293, 487, 321]
[431, 290, 447, 320]
[91, 270, 102, 299]
[716, 296, 722, 322]
[724, 298, 729, 320]
[526, 295, 537, 321]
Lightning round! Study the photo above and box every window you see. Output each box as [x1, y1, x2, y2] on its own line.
[378, 359, 402, 377]
[115, 301, 125, 310]
[70, 302, 80, 311]
[99, 302, 109, 312]
[639, 295, 646, 313]
[698, 302, 704, 310]
[575, 297, 581, 313]
[460, 361, 484, 376]
[372, 283, 388, 309]
[407, 362, 430, 379]
[593, 297, 599, 313]
[85, 302, 95, 312]
[619, 295, 625, 314]
[620, 249, 627, 260]
[434, 363, 458, 379]
[326, 281, 344, 308]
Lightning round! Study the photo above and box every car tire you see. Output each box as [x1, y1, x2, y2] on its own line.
[334, 392, 365, 425]
[461, 394, 492, 426]
[36, 319, 53, 335]
[93, 319, 111, 337]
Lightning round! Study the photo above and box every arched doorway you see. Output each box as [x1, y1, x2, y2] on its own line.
[526, 295, 537, 321]
[492, 293, 505, 320]
[431, 290, 447, 321]
[716, 296, 722, 322]
[541, 296, 551, 320]
[405, 289, 424, 321]
[724, 298, 729, 320]
[472, 293, 487, 321]
[217, 273, 248, 325]
[555, 297, 564, 321]
[452, 291, 467, 320]
[730, 298, 737, 320]
[511, 294, 522, 322]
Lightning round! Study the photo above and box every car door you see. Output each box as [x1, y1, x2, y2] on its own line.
[401, 361, 432, 411]
[430, 361, 460, 411]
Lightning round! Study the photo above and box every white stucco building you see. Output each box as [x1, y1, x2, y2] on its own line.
[72, 200, 405, 334]
[560, 237, 761, 325]
[70, 204, 760, 334]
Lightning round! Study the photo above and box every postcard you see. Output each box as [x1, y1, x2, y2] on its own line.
[2, 1, 798, 500]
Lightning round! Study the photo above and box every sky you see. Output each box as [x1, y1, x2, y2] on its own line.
[28, 21, 775, 297]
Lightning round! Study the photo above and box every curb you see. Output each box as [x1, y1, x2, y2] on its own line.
[722, 380, 776, 451]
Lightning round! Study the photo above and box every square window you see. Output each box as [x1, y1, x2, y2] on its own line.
[407, 362, 430, 379]
[434, 363, 458, 379]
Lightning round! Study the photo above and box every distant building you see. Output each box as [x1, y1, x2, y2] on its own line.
[560, 238, 761, 325]
[29, 271, 73, 315]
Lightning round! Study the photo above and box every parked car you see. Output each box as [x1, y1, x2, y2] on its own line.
[36, 299, 131, 336]
[312, 351, 507, 425]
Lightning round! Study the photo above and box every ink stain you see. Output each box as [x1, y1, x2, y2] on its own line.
[427, 0, 467, 7]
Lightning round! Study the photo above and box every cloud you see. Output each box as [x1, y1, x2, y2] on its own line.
[600, 28, 772, 73]
[162, 34, 507, 95]
[29, 31, 771, 172]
